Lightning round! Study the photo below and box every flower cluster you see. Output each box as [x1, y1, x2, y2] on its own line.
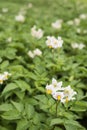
[67, 14, 87, 27]
[79, 14, 87, 20]
[28, 48, 42, 58]
[46, 78, 77, 104]
[6, 37, 12, 43]
[76, 28, 81, 34]
[71, 43, 85, 49]
[51, 19, 63, 30]
[27, 3, 33, 8]
[67, 20, 74, 26]
[2, 8, 8, 13]
[0, 72, 11, 84]
[74, 18, 80, 26]
[67, 18, 80, 26]
[46, 36, 63, 49]
[15, 14, 25, 22]
[31, 26, 44, 39]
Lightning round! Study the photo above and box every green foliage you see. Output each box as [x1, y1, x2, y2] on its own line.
[0, 0, 87, 130]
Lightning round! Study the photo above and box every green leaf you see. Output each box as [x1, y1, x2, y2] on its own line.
[64, 124, 78, 130]
[14, 91, 25, 100]
[54, 127, 63, 130]
[34, 95, 50, 111]
[70, 101, 87, 112]
[64, 120, 85, 129]
[2, 83, 18, 95]
[33, 113, 40, 124]
[0, 126, 8, 130]
[0, 103, 13, 112]
[75, 101, 87, 108]
[62, 111, 78, 120]
[4, 48, 17, 60]
[8, 65, 29, 78]
[1, 109, 21, 120]
[25, 104, 35, 120]
[11, 101, 24, 112]
[24, 97, 38, 106]
[50, 118, 63, 126]
[16, 119, 29, 130]
[34, 94, 48, 104]
[29, 124, 39, 130]
[35, 86, 45, 93]
[27, 72, 37, 80]
[0, 60, 9, 70]
[14, 80, 32, 93]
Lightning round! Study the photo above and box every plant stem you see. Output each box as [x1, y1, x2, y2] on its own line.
[56, 101, 59, 117]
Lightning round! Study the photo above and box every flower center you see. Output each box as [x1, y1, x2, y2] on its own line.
[0, 80, 3, 84]
[64, 90, 69, 95]
[65, 97, 68, 103]
[57, 95, 61, 100]
[49, 45, 52, 48]
[46, 89, 52, 94]
[54, 41, 57, 44]
[53, 83, 57, 87]
[4, 75, 8, 79]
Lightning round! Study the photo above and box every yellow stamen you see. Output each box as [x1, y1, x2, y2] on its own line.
[0, 80, 3, 84]
[57, 95, 61, 100]
[5, 75, 8, 79]
[54, 41, 57, 44]
[54, 83, 57, 87]
[46, 89, 52, 94]
[64, 90, 69, 94]
[65, 97, 68, 103]
[49, 45, 52, 48]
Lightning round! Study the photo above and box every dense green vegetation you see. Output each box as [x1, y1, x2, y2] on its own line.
[0, 0, 87, 130]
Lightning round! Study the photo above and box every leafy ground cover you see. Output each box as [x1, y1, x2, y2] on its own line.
[0, 0, 87, 130]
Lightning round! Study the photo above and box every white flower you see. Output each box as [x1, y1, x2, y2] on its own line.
[46, 36, 63, 49]
[57, 36, 63, 48]
[3, 72, 11, 80]
[2, 8, 8, 13]
[67, 20, 73, 25]
[19, 11, 26, 15]
[46, 84, 55, 94]
[31, 26, 44, 39]
[28, 51, 35, 58]
[71, 43, 79, 49]
[52, 19, 63, 29]
[52, 92, 64, 101]
[18, 8, 27, 15]
[63, 85, 77, 102]
[0, 74, 4, 84]
[83, 30, 87, 34]
[28, 3, 33, 8]
[79, 14, 87, 20]
[46, 78, 63, 95]
[67, 18, 80, 26]
[7, 37, 12, 43]
[74, 18, 80, 26]
[51, 78, 63, 91]
[28, 48, 42, 58]
[46, 36, 55, 48]
[52, 78, 60, 87]
[52, 85, 77, 103]
[15, 14, 25, 22]
[33, 48, 42, 56]
[76, 28, 81, 33]
[0, 72, 11, 84]
[46, 78, 77, 104]
[79, 43, 85, 49]
[71, 43, 85, 49]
